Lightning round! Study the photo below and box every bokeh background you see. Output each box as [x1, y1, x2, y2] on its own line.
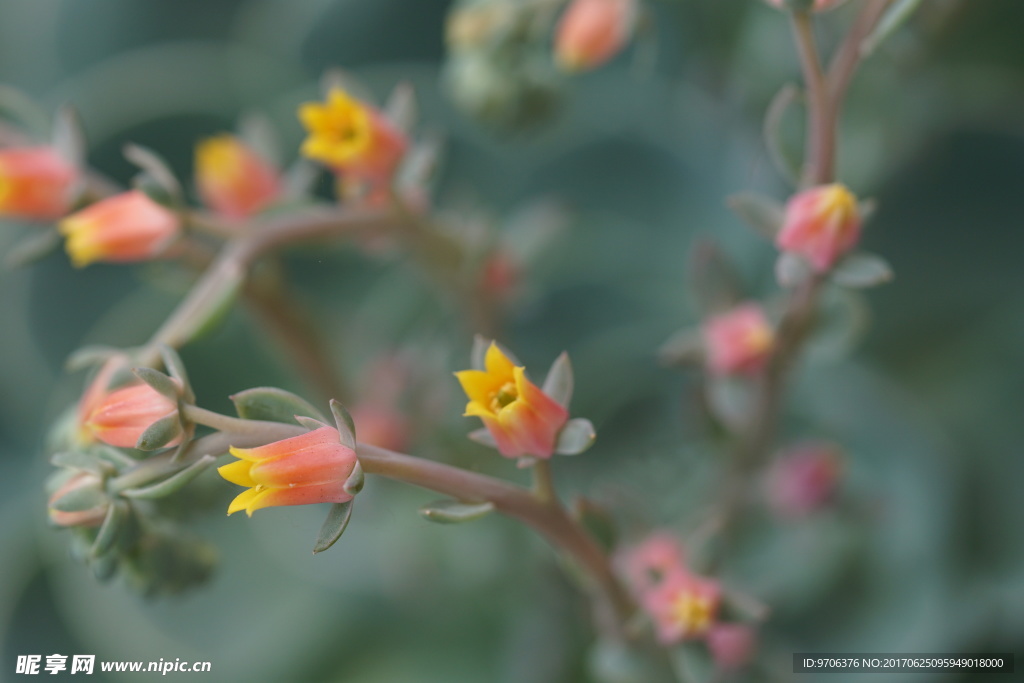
[1, 0, 1022, 681]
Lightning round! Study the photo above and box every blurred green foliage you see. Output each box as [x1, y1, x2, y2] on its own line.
[1, 0, 1022, 681]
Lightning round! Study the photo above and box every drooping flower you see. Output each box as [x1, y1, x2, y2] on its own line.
[58, 190, 180, 267]
[766, 442, 843, 517]
[219, 426, 359, 516]
[298, 87, 407, 202]
[80, 380, 181, 450]
[48, 472, 108, 528]
[455, 342, 569, 459]
[619, 532, 688, 594]
[644, 572, 721, 644]
[555, 0, 637, 72]
[703, 303, 775, 375]
[776, 183, 861, 272]
[194, 135, 281, 219]
[0, 146, 78, 220]
[707, 623, 758, 672]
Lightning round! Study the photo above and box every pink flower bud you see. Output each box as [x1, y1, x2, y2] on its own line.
[80, 381, 181, 449]
[618, 532, 687, 594]
[776, 183, 861, 272]
[555, 0, 636, 72]
[707, 623, 758, 672]
[0, 146, 77, 220]
[58, 190, 181, 267]
[644, 572, 721, 644]
[48, 472, 108, 528]
[219, 426, 359, 516]
[455, 342, 569, 459]
[766, 442, 843, 517]
[703, 303, 775, 375]
[195, 135, 281, 219]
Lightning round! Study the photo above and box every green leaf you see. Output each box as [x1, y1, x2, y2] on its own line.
[313, 500, 353, 554]
[120, 455, 216, 499]
[763, 83, 802, 186]
[50, 484, 107, 513]
[159, 345, 193, 403]
[50, 451, 112, 476]
[555, 418, 596, 456]
[295, 415, 330, 431]
[727, 193, 785, 241]
[237, 111, 282, 167]
[91, 501, 127, 558]
[657, 328, 704, 367]
[343, 461, 364, 496]
[542, 352, 573, 408]
[0, 84, 49, 138]
[832, 252, 893, 289]
[861, 0, 924, 58]
[124, 143, 182, 203]
[687, 240, 742, 315]
[230, 386, 327, 424]
[419, 500, 495, 524]
[470, 334, 490, 371]
[4, 228, 61, 269]
[775, 251, 812, 288]
[706, 376, 753, 431]
[468, 427, 497, 448]
[52, 105, 85, 168]
[134, 413, 183, 451]
[330, 399, 357, 450]
[133, 367, 180, 400]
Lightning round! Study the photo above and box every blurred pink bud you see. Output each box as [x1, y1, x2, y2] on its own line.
[195, 135, 281, 219]
[81, 381, 181, 449]
[619, 532, 687, 594]
[703, 303, 775, 375]
[776, 183, 861, 272]
[555, 0, 636, 72]
[707, 623, 758, 672]
[58, 190, 180, 267]
[766, 442, 843, 517]
[644, 572, 721, 644]
[0, 146, 77, 220]
[481, 251, 521, 299]
[48, 472, 108, 528]
[351, 405, 410, 453]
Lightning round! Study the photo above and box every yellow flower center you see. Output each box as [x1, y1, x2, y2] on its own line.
[298, 88, 374, 167]
[668, 592, 713, 635]
[490, 381, 518, 413]
[196, 136, 243, 182]
[0, 167, 11, 207]
[816, 184, 857, 228]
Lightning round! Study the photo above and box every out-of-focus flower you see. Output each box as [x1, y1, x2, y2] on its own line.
[619, 532, 687, 594]
[766, 442, 844, 517]
[456, 342, 569, 459]
[703, 303, 774, 375]
[219, 426, 358, 516]
[58, 190, 180, 267]
[194, 135, 281, 219]
[555, 0, 637, 72]
[776, 183, 861, 272]
[48, 472, 108, 527]
[351, 405, 409, 453]
[298, 87, 407, 202]
[480, 250, 521, 300]
[707, 623, 758, 672]
[0, 146, 77, 220]
[80, 380, 181, 450]
[644, 572, 721, 644]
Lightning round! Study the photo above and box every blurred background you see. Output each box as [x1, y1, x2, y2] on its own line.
[0, 0, 1022, 681]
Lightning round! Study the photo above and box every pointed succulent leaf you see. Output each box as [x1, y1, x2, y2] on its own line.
[124, 143, 182, 203]
[133, 367, 180, 400]
[313, 500, 353, 554]
[555, 418, 596, 456]
[727, 192, 786, 240]
[542, 352, 574, 408]
[832, 252, 893, 289]
[134, 414, 183, 452]
[384, 82, 417, 134]
[295, 415, 330, 431]
[775, 251, 812, 288]
[51, 484, 107, 513]
[231, 386, 327, 424]
[4, 228, 61, 268]
[344, 461, 364, 496]
[66, 345, 125, 372]
[52, 105, 85, 167]
[329, 399, 357, 450]
[657, 328, 704, 367]
[91, 501, 127, 558]
[419, 499, 495, 524]
[51, 451, 112, 476]
[283, 159, 321, 199]
[158, 345, 193, 402]
[468, 428, 498, 448]
[90, 553, 118, 582]
[706, 376, 753, 432]
[861, 0, 924, 57]
[470, 334, 489, 371]
[120, 455, 216, 499]
[238, 111, 282, 167]
[687, 240, 742, 315]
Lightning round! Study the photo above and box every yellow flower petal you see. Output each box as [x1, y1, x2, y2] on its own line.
[217, 459, 256, 487]
[227, 487, 261, 516]
[484, 342, 516, 377]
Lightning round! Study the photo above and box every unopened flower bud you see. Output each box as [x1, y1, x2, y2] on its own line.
[58, 190, 181, 267]
[555, 0, 637, 72]
[707, 623, 758, 672]
[618, 532, 687, 594]
[80, 381, 181, 449]
[48, 472, 108, 528]
[195, 135, 281, 219]
[703, 303, 775, 375]
[0, 146, 78, 220]
[776, 183, 861, 272]
[766, 442, 843, 517]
